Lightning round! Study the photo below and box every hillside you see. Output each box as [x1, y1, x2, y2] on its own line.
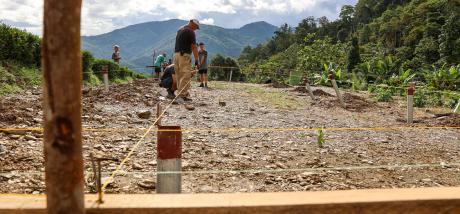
[82, 19, 278, 72]
[238, 0, 459, 107]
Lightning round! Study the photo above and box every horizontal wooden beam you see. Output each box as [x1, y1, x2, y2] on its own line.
[1, 187, 460, 214]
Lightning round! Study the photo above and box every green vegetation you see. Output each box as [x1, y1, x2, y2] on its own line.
[374, 88, 393, 102]
[0, 62, 41, 95]
[317, 129, 325, 148]
[237, 0, 460, 107]
[0, 23, 146, 95]
[209, 54, 242, 81]
[84, 51, 147, 84]
[1, 24, 41, 95]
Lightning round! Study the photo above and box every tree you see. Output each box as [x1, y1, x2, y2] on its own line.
[210, 54, 242, 81]
[438, 12, 460, 64]
[348, 37, 361, 72]
[295, 17, 317, 44]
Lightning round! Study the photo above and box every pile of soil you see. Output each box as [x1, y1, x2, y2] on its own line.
[312, 89, 334, 97]
[343, 93, 375, 112]
[422, 113, 460, 127]
[292, 87, 308, 93]
[313, 92, 375, 112]
[265, 80, 290, 89]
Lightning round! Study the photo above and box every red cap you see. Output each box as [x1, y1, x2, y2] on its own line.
[407, 87, 415, 95]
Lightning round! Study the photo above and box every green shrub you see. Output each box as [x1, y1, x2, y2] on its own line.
[0, 23, 41, 66]
[374, 87, 393, 102]
[413, 90, 428, 107]
[0, 62, 41, 95]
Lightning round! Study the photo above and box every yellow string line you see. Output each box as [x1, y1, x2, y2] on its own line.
[100, 79, 193, 196]
[1, 126, 459, 134]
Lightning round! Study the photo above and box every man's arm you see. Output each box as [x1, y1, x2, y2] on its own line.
[192, 43, 199, 66]
[172, 74, 177, 91]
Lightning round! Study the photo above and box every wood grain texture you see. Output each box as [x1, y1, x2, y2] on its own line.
[42, 0, 84, 213]
[1, 187, 460, 214]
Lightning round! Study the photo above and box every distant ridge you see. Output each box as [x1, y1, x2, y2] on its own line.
[82, 19, 278, 72]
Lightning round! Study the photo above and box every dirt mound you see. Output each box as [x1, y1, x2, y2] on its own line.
[312, 89, 334, 97]
[313, 92, 375, 112]
[422, 113, 460, 127]
[292, 87, 308, 93]
[265, 80, 290, 89]
[83, 79, 159, 106]
[343, 93, 375, 112]
[0, 95, 42, 125]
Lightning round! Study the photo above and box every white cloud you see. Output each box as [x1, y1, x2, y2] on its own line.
[201, 18, 215, 25]
[0, 0, 355, 35]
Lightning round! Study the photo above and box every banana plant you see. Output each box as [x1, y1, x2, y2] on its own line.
[424, 64, 460, 91]
[388, 67, 416, 86]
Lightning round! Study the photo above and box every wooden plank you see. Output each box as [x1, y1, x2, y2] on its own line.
[1, 187, 460, 213]
[42, 0, 84, 213]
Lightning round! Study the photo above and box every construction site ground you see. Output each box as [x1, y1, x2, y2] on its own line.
[0, 79, 459, 194]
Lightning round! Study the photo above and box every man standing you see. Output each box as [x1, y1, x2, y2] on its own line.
[112, 45, 121, 63]
[154, 53, 166, 79]
[198, 42, 209, 88]
[173, 19, 200, 103]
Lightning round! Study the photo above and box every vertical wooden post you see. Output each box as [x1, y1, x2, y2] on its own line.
[229, 68, 233, 82]
[42, 0, 84, 213]
[102, 66, 109, 91]
[454, 99, 460, 114]
[304, 78, 316, 101]
[157, 126, 182, 194]
[155, 103, 162, 126]
[407, 86, 415, 124]
[329, 73, 345, 108]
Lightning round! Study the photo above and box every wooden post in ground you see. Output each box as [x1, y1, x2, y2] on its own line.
[454, 99, 460, 114]
[102, 66, 109, 91]
[407, 86, 415, 124]
[155, 103, 162, 126]
[42, 0, 84, 213]
[329, 73, 345, 108]
[304, 78, 316, 101]
[229, 68, 233, 82]
[157, 126, 182, 193]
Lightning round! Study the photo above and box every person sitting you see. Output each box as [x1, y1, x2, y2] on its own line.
[159, 64, 177, 99]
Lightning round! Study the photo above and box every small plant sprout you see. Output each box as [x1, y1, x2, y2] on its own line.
[317, 128, 325, 148]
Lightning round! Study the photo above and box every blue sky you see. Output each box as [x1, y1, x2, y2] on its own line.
[0, 0, 357, 36]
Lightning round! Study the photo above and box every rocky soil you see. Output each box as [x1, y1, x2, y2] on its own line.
[0, 79, 459, 194]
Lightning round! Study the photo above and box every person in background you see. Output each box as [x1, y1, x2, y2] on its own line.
[112, 45, 121, 63]
[198, 42, 209, 88]
[173, 19, 200, 103]
[159, 64, 177, 99]
[154, 53, 166, 79]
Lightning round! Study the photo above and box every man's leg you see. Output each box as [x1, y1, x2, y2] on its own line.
[199, 73, 204, 87]
[176, 54, 192, 99]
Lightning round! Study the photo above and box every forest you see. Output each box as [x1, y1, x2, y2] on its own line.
[237, 0, 459, 107]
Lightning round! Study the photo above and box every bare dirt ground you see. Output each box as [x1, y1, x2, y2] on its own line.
[0, 79, 459, 194]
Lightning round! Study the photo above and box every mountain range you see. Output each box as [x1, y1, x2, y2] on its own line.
[82, 19, 278, 72]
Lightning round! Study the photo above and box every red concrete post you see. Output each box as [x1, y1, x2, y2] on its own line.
[156, 126, 182, 193]
[407, 86, 415, 124]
